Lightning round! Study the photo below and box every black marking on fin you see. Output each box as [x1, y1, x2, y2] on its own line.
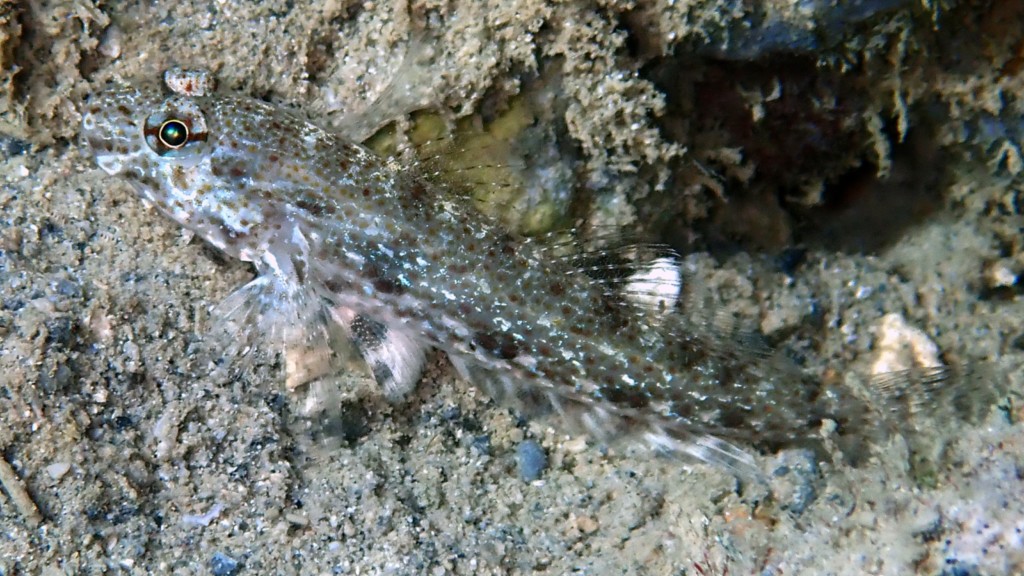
[534, 228, 775, 363]
[350, 314, 388, 353]
[371, 360, 395, 388]
[345, 313, 427, 403]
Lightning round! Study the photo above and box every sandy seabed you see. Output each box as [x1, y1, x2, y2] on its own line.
[0, 1, 1022, 574]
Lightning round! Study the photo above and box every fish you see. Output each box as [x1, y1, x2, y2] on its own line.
[79, 68, 980, 481]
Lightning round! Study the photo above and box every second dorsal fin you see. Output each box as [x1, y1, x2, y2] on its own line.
[530, 230, 777, 365]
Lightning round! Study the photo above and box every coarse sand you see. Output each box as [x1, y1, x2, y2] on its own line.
[1, 1, 1022, 574]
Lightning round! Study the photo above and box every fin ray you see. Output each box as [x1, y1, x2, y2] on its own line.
[333, 309, 429, 403]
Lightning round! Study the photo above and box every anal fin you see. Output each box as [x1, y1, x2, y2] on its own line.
[448, 352, 767, 483]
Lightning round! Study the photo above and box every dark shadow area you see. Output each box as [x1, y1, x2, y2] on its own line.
[634, 0, 1021, 262]
[640, 51, 952, 259]
[786, 112, 950, 254]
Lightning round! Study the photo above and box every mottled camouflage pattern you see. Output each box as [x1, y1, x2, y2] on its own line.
[81, 72, 884, 478]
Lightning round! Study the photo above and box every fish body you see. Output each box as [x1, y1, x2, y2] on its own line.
[81, 71, 878, 478]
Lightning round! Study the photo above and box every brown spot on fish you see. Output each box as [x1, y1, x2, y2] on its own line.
[473, 330, 520, 360]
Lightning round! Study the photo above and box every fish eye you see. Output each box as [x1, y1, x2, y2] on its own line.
[158, 119, 189, 149]
[145, 100, 208, 156]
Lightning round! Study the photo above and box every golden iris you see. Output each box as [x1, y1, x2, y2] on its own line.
[158, 119, 189, 149]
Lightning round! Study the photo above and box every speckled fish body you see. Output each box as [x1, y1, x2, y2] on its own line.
[80, 74, 876, 478]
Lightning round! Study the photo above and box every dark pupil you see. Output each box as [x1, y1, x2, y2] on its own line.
[159, 120, 188, 148]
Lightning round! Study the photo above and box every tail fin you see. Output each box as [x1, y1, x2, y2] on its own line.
[858, 360, 1008, 481]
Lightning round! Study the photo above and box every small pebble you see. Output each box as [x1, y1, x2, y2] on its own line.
[52, 278, 82, 298]
[516, 440, 548, 482]
[938, 566, 980, 576]
[0, 136, 30, 156]
[769, 449, 819, 515]
[98, 25, 123, 59]
[441, 405, 462, 421]
[2, 298, 25, 311]
[470, 434, 491, 456]
[209, 552, 240, 576]
[38, 363, 73, 392]
[983, 260, 1018, 289]
[45, 462, 70, 481]
[44, 317, 74, 349]
[182, 502, 223, 527]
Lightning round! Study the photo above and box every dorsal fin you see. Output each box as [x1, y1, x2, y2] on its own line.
[527, 228, 777, 364]
[866, 362, 1005, 435]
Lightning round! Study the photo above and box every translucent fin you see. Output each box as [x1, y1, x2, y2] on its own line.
[532, 235, 682, 307]
[645, 426, 763, 481]
[448, 352, 767, 483]
[534, 230, 776, 362]
[870, 366, 956, 417]
[330, 308, 429, 403]
[207, 272, 350, 390]
[866, 362, 1006, 432]
[671, 274, 776, 361]
[379, 99, 566, 236]
[561, 244, 683, 311]
[617, 256, 684, 313]
[854, 361, 1009, 480]
[399, 126, 527, 179]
